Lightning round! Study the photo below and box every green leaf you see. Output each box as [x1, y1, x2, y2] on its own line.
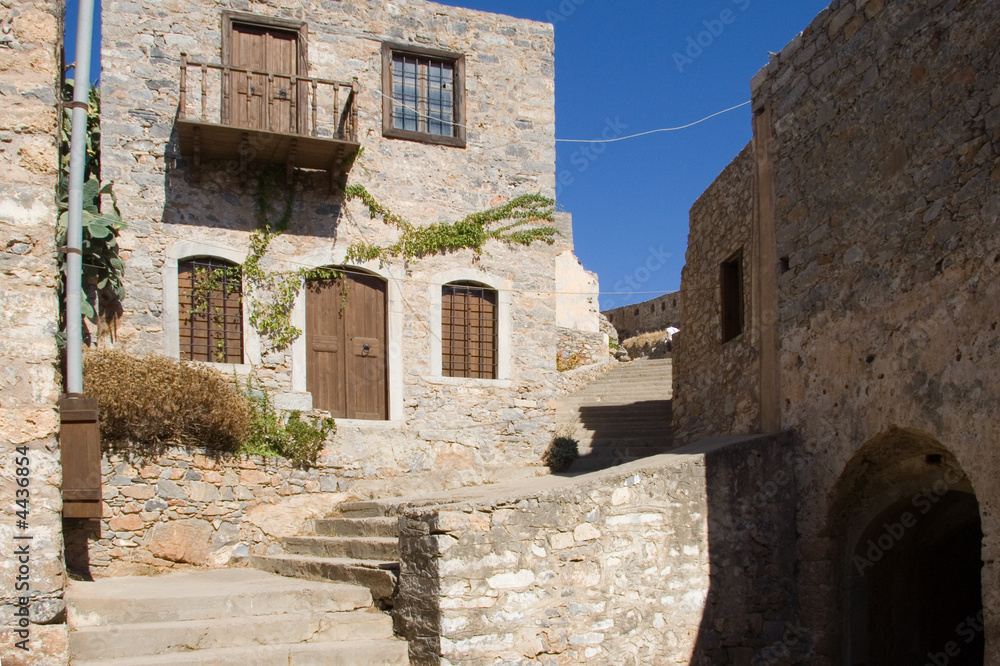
[86, 224, 112, 239]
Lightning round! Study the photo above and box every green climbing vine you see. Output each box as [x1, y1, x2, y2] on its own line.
[343, 185, 558, 263]
[193, 170, 558, 354]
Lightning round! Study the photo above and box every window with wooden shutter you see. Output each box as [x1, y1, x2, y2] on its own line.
[442, 283, 497, 379]
[382, 42, 466, 147]
[178, 257, 244, 363]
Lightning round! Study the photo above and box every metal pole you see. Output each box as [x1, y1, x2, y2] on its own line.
[65, 0, 96, 396]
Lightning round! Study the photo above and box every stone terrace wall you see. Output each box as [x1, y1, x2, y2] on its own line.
[98, 0, 565, 487]
[602, 291, 681, 339]
[672, 145, 759, 446]
[0, 1, 67, 663]
[65, 448, 352, 578]
[395, 434, 797, 666]
[749, 0, 1000, 660]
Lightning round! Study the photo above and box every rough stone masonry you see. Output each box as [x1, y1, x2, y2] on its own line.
[0, 1, 67, 663]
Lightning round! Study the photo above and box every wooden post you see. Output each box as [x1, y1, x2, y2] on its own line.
[245, 70, 252, 126]
[222, 66, 231, 125]
[200, 63, 207, 121]
[178, 53, 188, 121]
[60, 397, 102, 519]
[333, 85, 340, 139]
[350, 78, 360, 142]
[290, 75, 298, 134]
[311, 79, 318, 137]
[267, 74, 274, 132]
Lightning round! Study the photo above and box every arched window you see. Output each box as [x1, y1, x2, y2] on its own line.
[177, 257, 244, 363]
[442, 281, 497, 379]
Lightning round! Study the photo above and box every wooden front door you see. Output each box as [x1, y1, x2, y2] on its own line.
[228, 22, 298, 133]
[306, 272, 388, 420]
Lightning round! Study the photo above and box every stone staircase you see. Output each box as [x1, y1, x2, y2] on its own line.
[245, 502, 401, 609]
[66, 568, 409, 665]
[556, 357, 674, 473]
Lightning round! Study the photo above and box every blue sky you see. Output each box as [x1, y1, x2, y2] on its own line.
[67, 0, 832, 309]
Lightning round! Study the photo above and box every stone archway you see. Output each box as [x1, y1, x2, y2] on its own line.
[831, 428, 984, 666]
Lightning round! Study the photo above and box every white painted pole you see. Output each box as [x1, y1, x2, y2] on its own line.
[65, 0, 96, 396]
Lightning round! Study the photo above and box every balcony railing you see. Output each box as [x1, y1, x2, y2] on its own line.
[176, 54, 361, 182]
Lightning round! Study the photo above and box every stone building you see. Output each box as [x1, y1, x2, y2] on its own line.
[0, 1, 67, 662]
[673, 0, 1000, 662]
[59, 0, 605, 575]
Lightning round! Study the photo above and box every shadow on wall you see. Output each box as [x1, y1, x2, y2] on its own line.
[688, 433, 803, 665]
[560, 400, 674, 473]
[828, 429, 984, 666]
[163, 118, 350, 238]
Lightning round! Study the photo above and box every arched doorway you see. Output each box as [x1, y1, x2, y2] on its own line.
[834, 429, 984, 666]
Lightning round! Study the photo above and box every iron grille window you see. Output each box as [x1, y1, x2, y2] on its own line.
[178, 257, 244, 363]
[382, 43, 466, 147]
[442, 283, 497, 379]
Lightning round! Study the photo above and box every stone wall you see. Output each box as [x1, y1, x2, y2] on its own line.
[0, 1, 66, 663]
[674, 0, 1000, 662]
[65, 448, 351, 578]
[672, 145, 759, 446]
[756, 0, 1000, 660]
[556, 327, 608, 371]
[95, 0, 586, 501]
[602, 291, 681, 339]
[395, 433, 797, 666]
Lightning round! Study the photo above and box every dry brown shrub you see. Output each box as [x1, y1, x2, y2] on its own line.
[83, 350, 251, 454]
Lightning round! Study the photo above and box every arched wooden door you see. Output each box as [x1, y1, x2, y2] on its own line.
[305, 271, 387, 420]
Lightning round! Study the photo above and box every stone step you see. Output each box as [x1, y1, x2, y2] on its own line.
[339, 500, 399, 518]
[561, 386, 673, 398]
[315, 517, 400, 538]
[558, 401, 672, 413]
[570, 431, 673, 444]
[72, 639, 410, 666]
[70, 610, 395, 661]
[557, 413, 672, 426]
[67, 569, 371, 628]
[248, 554, 399, 604]
[284, 536, 399, 561]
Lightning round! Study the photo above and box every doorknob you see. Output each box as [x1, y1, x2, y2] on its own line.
[362, 343, 370, 356]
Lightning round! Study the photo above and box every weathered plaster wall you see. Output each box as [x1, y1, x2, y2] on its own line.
[98, 0, 568, 495]
[602, 290, 681, 340]
[672, 145, 759, 446]
[395, 434, 797, 666]
[0, 1, 66, 662]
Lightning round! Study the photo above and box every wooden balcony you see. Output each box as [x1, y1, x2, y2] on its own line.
[176, 54, 361, 185]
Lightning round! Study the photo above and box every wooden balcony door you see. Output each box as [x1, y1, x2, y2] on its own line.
[306, 272, 388, 420]
[228, 21, 299, 133]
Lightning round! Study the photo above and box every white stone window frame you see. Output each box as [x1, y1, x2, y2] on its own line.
[162, 241, 262, 372]
[427, 268, 512, 387]
[288, 248, 405, 424]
